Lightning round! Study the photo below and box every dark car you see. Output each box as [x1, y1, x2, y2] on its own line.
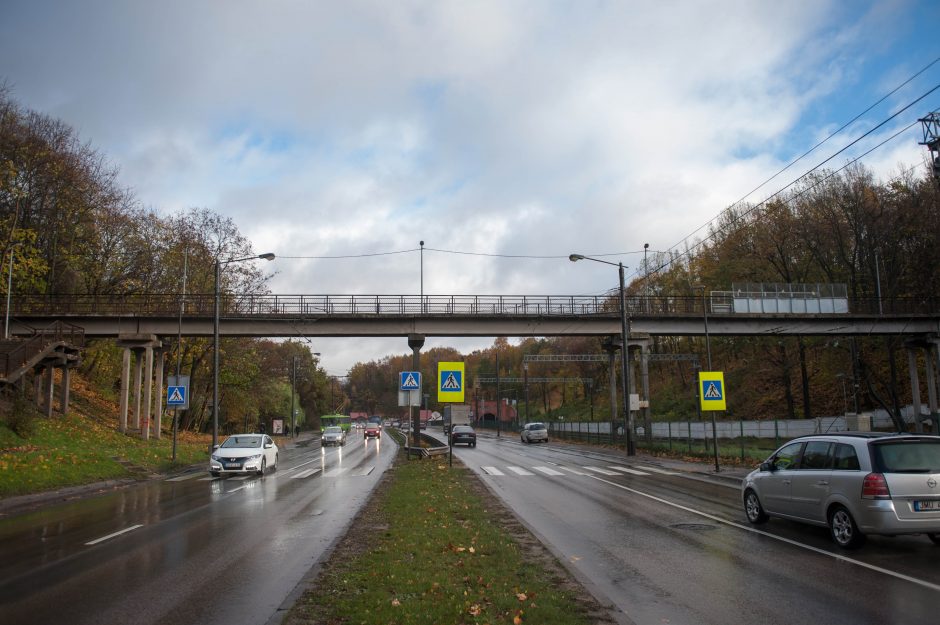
[450, 425, 477, 447]
[364, 424, 381, 439]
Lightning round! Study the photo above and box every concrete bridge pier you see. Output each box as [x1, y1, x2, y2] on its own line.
[408, 334, 425, 448]
[905, 337, 940, 434]
[116, 335, 165, 440]
[603, 337, 620, 441]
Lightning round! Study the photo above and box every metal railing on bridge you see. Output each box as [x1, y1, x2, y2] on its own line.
[9, 293, 938, 318]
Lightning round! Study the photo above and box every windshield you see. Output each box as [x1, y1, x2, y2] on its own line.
[324, 427, 342, 434]
[221, 436, 262, 449]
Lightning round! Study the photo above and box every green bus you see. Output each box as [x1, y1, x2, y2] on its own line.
[320, 414, 352, 432]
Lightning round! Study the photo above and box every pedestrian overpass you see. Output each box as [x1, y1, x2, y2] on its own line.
[7, 292, 939, 440]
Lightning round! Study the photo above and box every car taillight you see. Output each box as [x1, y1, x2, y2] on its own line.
[861, 473, 891, 499]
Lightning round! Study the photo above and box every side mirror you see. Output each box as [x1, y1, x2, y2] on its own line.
[760, 461, 775, 472]
[264, 442, 273, 449]
[212, 444, 220, 451]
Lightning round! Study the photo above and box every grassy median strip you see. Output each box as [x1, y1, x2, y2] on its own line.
[285, 450, 601, 625]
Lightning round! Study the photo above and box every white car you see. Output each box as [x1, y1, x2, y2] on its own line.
[210, 434, 278, 477]
[521, 422, 549, 444]
[321, 426, 347, 446]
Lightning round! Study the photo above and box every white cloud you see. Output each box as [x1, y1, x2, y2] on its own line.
[1, 0, 935, 371]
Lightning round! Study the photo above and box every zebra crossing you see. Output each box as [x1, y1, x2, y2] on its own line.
[166, 464, 376, 482]
[480, 463, 683, 479]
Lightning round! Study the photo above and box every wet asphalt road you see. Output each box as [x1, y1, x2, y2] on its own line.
[4, 429, 940, 625]
[456, 431, 940, 625]
[0, 433, 395, 625]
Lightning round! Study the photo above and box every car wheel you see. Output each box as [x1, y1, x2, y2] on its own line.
[257, 457, 267, 476]
[273, 453, 278, 471]
[829, 505, 866, 549]
[743, 489, 769, 524]
[471, 442, 476, 448]
[211, 471, 220, 478]
[927, 533, 940, 546]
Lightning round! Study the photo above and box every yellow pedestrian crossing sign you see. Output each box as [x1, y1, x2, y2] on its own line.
[438, 361, 465, 402]
[698, 372, 726, 411]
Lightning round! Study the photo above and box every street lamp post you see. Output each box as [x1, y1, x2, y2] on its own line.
[290, 356, 297, 438]
[212, 252, 275, 450]
[569, 254, 635, 456]
[4, 242, 22, 339]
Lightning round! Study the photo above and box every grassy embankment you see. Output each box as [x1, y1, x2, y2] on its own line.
[284, 429, 606, 625]
[0, 375, 217, 498]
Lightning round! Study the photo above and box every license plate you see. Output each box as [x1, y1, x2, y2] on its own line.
[224, 462, 241, 469]
[913, 500, 940, 511]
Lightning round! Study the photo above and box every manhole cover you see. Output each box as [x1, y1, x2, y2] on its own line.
[670, 523, 718, 531]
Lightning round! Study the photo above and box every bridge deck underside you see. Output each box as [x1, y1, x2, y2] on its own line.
[11, 314, 940, 338]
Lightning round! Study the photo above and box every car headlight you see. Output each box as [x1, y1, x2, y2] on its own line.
[246, 454, 262, 461]
[211, 454, 221, 462]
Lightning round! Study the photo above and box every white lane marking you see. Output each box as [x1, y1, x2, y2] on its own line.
[198, 476, 217, 481]
[556, 465, 590, 476]
[85, 524, 144, 546]
[608, 465, 650, 476]
[507, 466, 535, 476]
[231, 475, 252, 481]
[167, 473, 203, 482]
[532, 466, 566, 476]
[637, 465, 680, 475]
[588, 475, 940, 594]
[291, 468, 321, 479]
[481, 466, 505, 476]
[323, 467, 350, 477]
[583, 466, 620, 476]
[351, 466, 375, 476]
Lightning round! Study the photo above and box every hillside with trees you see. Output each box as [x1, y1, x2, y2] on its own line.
[2, 86, 939, 436]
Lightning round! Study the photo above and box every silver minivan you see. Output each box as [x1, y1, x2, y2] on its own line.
[742, 433, 940, 548]
[520, 422, 549, 444]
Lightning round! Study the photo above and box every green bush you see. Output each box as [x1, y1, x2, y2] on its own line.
[3, 393, 39, 437]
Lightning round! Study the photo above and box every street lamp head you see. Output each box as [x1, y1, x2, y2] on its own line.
[569, 254, 585, 262]
[258, 252, 275, 261]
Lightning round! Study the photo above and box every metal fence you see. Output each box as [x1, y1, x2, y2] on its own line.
[10, 292, 939, 318]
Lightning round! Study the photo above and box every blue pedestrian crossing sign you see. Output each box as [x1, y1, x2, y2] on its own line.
[167, 386, 187, 406]
[698, 372, 726, 411]
[167, 375, 190, 409]
[399, 371, 421, 391]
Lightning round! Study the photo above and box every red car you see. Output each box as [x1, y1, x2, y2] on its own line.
[364, 424, 381, 439]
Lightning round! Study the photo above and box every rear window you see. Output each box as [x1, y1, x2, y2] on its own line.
[527, 423, 545, 430]
[453, 426, 473, 433]
[873, 440, 940, 473]
[832, 443, 860, 471]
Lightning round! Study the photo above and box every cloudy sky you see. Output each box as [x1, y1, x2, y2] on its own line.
[2, 1, 939, 375]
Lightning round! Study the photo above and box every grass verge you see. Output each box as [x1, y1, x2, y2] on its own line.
[0, 410, 214, 498]
[284, 440, 614, 625]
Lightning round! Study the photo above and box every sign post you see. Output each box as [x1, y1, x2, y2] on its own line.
[399, 372, 422, 456]
[698, 371, 726, 472]
[167, 376, 189, 460]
